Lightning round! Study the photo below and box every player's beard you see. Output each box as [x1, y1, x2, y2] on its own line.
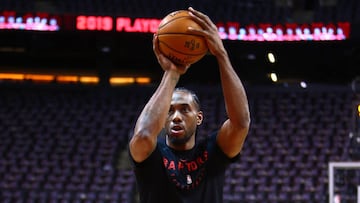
[167, 132, 193, 146]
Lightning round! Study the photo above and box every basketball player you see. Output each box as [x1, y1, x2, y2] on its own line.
[129, 7, 250, 203]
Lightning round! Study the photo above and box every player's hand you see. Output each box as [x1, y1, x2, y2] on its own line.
[153, 34, 190, 75]
[187, 7, 227, 58]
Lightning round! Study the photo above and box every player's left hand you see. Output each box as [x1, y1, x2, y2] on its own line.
[187, 7, 227, 58]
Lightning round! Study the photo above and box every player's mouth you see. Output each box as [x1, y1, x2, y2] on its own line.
[171, 125, 184, 135]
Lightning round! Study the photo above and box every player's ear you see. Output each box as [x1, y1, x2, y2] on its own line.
[197, 111, 203, 125]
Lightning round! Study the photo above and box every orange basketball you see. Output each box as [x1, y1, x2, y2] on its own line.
[157, 10, 208, 65]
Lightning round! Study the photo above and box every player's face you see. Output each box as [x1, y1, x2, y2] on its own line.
[165, 91, 203, 146]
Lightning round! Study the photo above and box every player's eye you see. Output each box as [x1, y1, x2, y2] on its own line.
[181, 106, 190, 113]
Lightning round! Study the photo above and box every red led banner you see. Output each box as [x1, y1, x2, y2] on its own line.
[115, 17, 161, 33]
[74, 15, 350, 41]
[0, 11, 351, 41]
[75, 16, 161, 32]
[76, 16, 113, 31]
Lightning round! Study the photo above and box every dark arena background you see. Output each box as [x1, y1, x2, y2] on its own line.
[1, 0, 360, 203]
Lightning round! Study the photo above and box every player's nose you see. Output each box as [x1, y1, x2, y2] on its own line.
[172, 110, 182, 122]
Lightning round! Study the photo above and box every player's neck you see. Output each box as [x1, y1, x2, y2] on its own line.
[166, 137, 195, 151]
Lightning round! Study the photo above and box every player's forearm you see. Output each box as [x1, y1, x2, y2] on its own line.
[217, 53, 250, 129]
[134, 70, 180, 139]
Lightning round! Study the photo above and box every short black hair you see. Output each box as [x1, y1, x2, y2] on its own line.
[174, 87, 201, 111]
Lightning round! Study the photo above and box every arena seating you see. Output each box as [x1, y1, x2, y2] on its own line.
[0, 84, 142, 203]
[0, 82, 358, 202]
[223, 84, 357, 203]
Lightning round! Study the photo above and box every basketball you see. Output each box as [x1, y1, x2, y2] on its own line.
[157, 10, 208, 65]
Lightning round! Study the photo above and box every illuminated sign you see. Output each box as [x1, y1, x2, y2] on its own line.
[74, 16, 161, 32]
[0, 11, 59, 31]
[0, 11, 351, 41]
[115, 17, 161, 33]
[217, 22, 350, 41]
[76, 16, 113, 31]
[75, 16, 350, 41]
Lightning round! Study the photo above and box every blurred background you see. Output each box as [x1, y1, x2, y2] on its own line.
[0, 0, 360, 203]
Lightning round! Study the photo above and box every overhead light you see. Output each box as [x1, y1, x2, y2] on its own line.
[300, 81, 307, 88]
[267, 52, 276, 63]
[269, 72, 278, 82]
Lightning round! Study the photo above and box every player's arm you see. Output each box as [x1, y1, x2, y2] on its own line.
[129, 35, 189, 163]
[216, 50, 250, 158]
[188, 7, 250, 158]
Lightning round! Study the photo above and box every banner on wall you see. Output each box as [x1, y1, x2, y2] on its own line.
[0, 11, 351, 41]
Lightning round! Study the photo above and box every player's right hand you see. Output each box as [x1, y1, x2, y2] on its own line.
[153, 34, 190, 75]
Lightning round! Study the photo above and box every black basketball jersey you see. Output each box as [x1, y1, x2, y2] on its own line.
[130, 132, 239, 203]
